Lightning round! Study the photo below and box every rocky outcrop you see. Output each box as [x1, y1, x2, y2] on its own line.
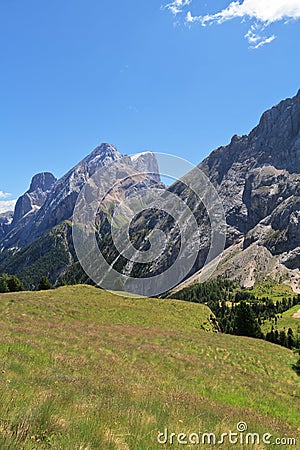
[12, 172, 57, 225]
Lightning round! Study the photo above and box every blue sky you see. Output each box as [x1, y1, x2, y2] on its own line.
[1, 0, 300, 211]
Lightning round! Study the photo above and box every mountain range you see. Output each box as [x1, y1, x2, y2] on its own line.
[0, 90, 299, 292]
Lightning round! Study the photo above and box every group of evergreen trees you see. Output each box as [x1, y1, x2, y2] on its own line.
[0, 273, 53, 292]
[265, 326, 299, 349]
[0, 274, 23, 292]
[173, 279, 300, 363]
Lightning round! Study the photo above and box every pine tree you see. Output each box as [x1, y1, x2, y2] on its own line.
[287, 328, 295, 349]
[233, 301, 262, 338]
[38, 276, 53, 290]
[279, 330, 287, 347]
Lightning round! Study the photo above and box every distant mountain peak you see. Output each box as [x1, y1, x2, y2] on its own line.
[83, 142, 121, 161]
[88, 142, 119, 155]
[12, 172, 57, 226]
[29, 172, 57, 193]
[78, 143, 122, 178]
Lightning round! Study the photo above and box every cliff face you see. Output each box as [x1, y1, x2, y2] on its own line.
[0, 212, 13, 241]
[12, 172, 57, 226]
[171, 90, 300, 291]
[197, 90, 300, 270]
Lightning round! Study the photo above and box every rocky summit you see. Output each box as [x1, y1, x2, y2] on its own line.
[0, 91, 299, 291]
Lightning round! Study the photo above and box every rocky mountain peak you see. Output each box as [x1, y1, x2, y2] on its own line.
[256, 90, 300, 134]
[29, 172, 57, 193]
[12, 172, 57, 226]
[194, 89, 300, 274]
[86, 142, 120, 159]
[80, 143, 122, 177]
[250, 90, 300, 172]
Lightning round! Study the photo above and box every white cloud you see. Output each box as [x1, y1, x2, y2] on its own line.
[165, 0, 300, 47]
[0, 191, 11, 199]
[244, 23, 276, 48]
[164, 0, 191, 16]
[196, 0, 300, 25]
[0, 200, 16, 214]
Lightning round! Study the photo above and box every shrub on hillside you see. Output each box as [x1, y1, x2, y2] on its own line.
[38, 276, 53, 291]
[0, 274, 23, 292]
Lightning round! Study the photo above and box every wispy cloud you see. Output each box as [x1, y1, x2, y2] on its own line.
[0, 200, 16, 214]
[0, 191, 11, 199]
[164, 0, 191, 16]
[165, 0, 300, 48]
[244, 24, 276, 49]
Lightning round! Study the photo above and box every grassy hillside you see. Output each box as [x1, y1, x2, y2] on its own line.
[244, 282, 296, 302]
[0, 285, 299, 449]
[262, 304, 300, 335]
[247, 283, 300, 336]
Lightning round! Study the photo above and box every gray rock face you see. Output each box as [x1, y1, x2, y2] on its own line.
[196, 90, 300, 273]
[29, 172, 57, 192]
[12, 172, 57, 225]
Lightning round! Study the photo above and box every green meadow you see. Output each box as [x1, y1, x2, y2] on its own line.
[0, 285, 299, 449]
[244, 282, 296, 302]
[262, 304, 300, 335]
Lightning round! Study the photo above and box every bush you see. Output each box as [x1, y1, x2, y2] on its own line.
[0, 274, 23, 292]
[38, 276, 53, 291]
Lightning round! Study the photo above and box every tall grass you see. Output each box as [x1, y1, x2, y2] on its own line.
[0, 285, 299, 449]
